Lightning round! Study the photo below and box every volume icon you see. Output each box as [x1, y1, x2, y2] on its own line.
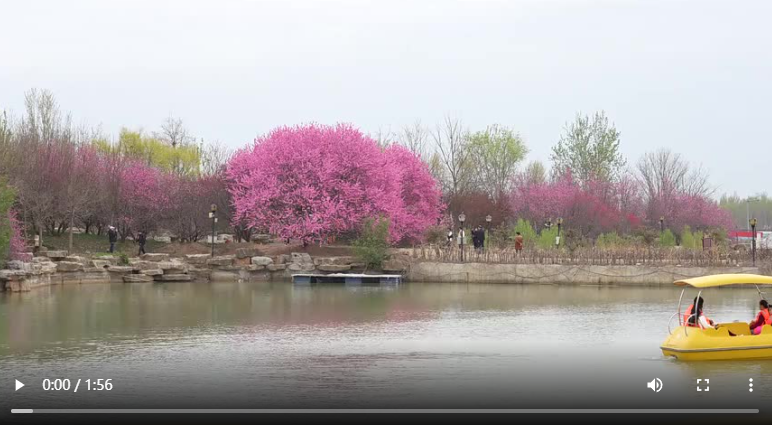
[647, 378, 663, 393]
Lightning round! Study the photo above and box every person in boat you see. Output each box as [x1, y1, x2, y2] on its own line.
[684, 296, 717, 329]
[749, 300, 771, 335]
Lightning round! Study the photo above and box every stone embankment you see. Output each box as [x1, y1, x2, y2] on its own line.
[0, 248, 411, 292]
[408, 261, 765, 286]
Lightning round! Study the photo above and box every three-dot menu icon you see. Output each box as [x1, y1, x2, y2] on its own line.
[749, 378, 753, 393]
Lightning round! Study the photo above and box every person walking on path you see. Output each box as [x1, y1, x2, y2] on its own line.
[107, 226, 118, 253]
[514, 231, 524, 254]
[136, 231, 147, 256]
[447, 227, 454, 247]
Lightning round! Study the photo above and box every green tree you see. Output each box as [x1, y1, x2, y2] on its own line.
[0, 179, 16, 264]
[537, 226, 559, 249]
[512, 218, 537, 247]
[467, 125, 528, 201]
[353, 217, 391, 269]
[551, 111, 625, 184]
[95, 128, 202, 176]
[680, 225, 696, 249]
[659, 229, 676, 247]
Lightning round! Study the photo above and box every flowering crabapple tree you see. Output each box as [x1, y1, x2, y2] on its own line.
[117, 162, 170, 240]
[227, 124, 441, 245]
[383, 144, 442, 243]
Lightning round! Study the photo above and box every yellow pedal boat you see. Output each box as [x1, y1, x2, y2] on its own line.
[660, 274, 772, 361]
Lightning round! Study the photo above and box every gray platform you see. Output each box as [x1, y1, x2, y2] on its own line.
[292, 273, 402, 285]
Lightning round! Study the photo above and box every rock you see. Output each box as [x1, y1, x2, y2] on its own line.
[46, 250, 68, 260]
[107, 266, 134, 274]
[331, 256, 355, 266]
[155, 274, 192, 282]
[234, 257, 251, 267]
[7, 260, 29, 271]
[287, 263, 303, 272]
[247, 265, 266, 271]
[140, 269, 163, 276]
[317, 264, 352, 272]
[350, 262, 366, 269]
[207, 256, 235, 267]
[185, 254, 211, 265]
[157, 261, 188, 274]
[64, 256, 88, 264]
[276, 254, 290, 265]
[251, 256, 274, 266]
[217, 266, 243, 272]
[313, 257, 331, 266]
[251, 234, 273, 244]
[0, 269, 28, 280]
[36, 262, 58, 274]
[209, 270, 239, 281]
[95, 255, 118, 265]
[291, 252, 313, 264]
[266, 264, 287, 272]
[187, 267, 211, 279]
[236, 247, 262, 259]
[56, 261, 84, 272]
[381, 259, 408, 273]
[123, 275, 153, 283]
[140, 253, 169, 262]
[91, 260, 112, 269]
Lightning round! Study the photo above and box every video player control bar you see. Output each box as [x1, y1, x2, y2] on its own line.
[11, 409, 761, 414]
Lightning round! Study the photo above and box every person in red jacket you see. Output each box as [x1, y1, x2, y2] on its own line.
[750, 300, 771, 335]
[684, 296, 718, 329]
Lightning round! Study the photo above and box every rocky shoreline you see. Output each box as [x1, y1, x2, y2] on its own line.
[0, 248, 411, 292]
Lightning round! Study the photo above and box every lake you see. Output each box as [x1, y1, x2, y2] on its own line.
[1, 281, 770, 411]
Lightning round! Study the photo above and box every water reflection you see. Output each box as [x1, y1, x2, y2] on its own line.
[0, 282, 770, 409]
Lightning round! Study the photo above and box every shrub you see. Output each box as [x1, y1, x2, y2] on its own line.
[537, 226, 559, 249]
[596, 232, 623, 248]
[659, 229, 676, 247]
[424, 225, 447, 245]
[353, 217, 391, 270]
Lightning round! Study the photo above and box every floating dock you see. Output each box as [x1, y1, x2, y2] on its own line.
[292, 273, 402, 285]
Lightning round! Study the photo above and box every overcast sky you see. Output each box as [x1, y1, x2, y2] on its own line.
[1, 0, 770, 197]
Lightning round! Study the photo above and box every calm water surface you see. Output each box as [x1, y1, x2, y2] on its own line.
[1, 282, 770, 410]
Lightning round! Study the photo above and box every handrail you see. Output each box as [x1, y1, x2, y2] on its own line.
[668, 312, 679, 334]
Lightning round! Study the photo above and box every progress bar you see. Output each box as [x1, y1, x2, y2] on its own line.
[11, 409, 761, 414]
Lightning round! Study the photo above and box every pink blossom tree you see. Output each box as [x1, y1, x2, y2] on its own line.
[117, 161, 170, 239]
[227, 124, 441, 244]
[383, 144, 442, 242]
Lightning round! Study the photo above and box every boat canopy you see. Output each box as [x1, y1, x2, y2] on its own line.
[674, 274, 772, 288]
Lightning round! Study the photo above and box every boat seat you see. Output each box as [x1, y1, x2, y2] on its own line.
[760, 325, 772, 335]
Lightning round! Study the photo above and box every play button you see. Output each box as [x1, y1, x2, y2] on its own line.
[15, 380, 24, 391]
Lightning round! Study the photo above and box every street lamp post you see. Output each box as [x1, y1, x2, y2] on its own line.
[485, 214, 492, 249]
[209, 204, 218, 257]
[556, 218, 563, 247]
[751, 217, 757, 267]
[458, 213, 466, 262]
[659, 216, 665, 233]
[747, 197, 759, 231]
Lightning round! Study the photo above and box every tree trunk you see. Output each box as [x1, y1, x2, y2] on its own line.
[68, 210, 75, 254]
